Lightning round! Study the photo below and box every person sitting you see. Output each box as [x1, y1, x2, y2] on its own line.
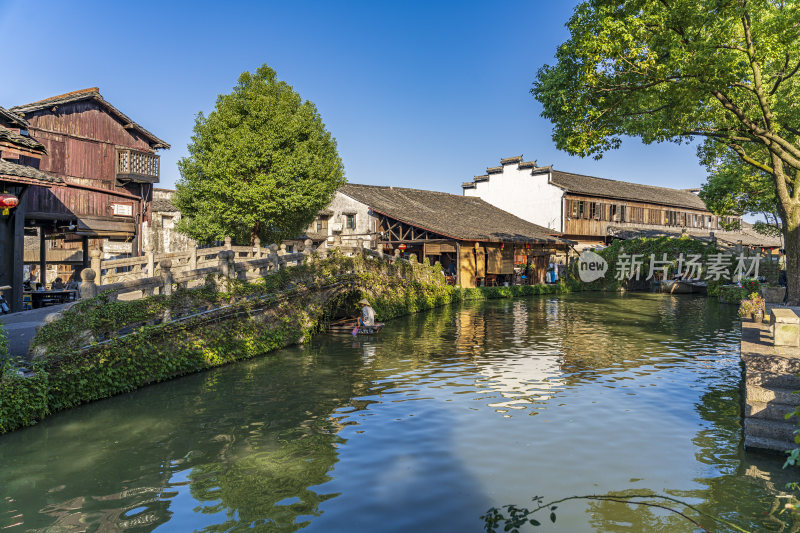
[357, 298, 375, 328]
[66, 272, 81, 291]
[50, 277, 65, 290]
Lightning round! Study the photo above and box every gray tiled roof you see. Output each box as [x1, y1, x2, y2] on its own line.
[549, 170, 708, 211]
[607, 223, 781, 248]
[0, 159, 62, 184]
[340, 183, 564, 244]
[0, 125, 46, 153]
[11, 88, 170, 150]
[0, 106, 28, 129]
[152, 198, 178, 212]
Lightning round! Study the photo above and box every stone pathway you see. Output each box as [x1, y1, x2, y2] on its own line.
[1, 303, 75, 359]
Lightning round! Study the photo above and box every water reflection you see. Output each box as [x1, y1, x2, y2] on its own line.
[0, 293, 794, 532]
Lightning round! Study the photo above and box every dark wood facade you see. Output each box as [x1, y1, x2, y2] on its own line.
[11, 89, 169, 254]
[561, 194, 737, 244]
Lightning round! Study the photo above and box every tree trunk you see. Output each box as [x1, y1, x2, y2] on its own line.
[785, 205, 800, 305]
[250, 221, 262, 246]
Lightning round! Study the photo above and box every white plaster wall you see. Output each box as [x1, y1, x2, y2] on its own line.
[464, 166, 565, 232]
[313, 191, 374, 248]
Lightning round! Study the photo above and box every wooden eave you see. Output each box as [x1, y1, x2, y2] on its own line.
[372, 208, 556, 245]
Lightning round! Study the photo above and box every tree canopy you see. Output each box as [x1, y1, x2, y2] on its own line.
[175, 64, 345, 245]
[533, 0, 800, 299]
[698, 140, 782, 236]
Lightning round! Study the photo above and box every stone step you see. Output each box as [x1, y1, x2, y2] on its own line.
[745, 400, 798, 421]
[745, 385, 800, 406]
[746, 371, 800, 390]
[745, 417, 799, 444]
[745, 434, 796, 454]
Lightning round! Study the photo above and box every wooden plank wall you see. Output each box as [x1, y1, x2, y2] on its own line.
[563, 194, 717, 238]
[21, 100, 154, 229]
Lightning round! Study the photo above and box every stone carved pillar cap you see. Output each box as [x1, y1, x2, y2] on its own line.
[80, 268, 96, 281]
[161, 259, 173, 269]
[89, 249, 102, 259]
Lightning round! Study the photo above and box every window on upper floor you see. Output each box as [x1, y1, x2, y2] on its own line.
[316, 216, 328, 231]
[346, 214, 356, 229]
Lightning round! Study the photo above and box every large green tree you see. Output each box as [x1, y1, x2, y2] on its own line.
[699, 140, 783, 238]
[175, 64, 345, 245]
[533, 0, 800, 302]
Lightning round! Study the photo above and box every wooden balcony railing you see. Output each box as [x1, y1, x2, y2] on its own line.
[116, 148, 160, 183]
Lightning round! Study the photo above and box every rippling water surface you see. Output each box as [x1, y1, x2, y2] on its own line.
[1, 293, 796, 531]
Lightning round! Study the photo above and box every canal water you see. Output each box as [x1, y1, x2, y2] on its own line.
[1, 293, 797, 532]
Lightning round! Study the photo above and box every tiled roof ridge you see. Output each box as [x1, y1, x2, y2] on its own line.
[11, 88, 170, 150]
[0, 106, 29, 128]
[342, 182, 465, 199]
[551, 169, 693, 193]
[25, 87, 99, 106]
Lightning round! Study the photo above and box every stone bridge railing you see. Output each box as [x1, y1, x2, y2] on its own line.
[79, 238, 414, 302]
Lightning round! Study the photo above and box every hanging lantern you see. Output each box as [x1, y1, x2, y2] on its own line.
[500, 243, 505, 250]
[474, 242, 480, 250]
[398, 243, 407, 250]
[0, 194, 19, 209]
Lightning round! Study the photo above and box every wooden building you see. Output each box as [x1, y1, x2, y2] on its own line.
[312, 184, 568, 288]
[0, 107, 63, 311]
[9, 88, 170, 270]
[463, 156, 739, 248]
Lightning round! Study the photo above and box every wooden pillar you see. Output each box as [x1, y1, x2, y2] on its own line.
[455, 241, 461, 286]
[39, 228, 46, 286]
[82, 236, 90, 271]
[10, 186, 27, 312]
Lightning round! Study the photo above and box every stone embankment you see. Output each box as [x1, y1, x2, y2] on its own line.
[741, 312, 800, 454]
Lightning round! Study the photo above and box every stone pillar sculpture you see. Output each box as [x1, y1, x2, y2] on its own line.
[90, 249, 102, 285]
[161, 259, 174, 296]
[80, 268, 98, 299]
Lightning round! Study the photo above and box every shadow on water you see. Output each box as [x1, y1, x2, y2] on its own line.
[0, 292, 795, 532]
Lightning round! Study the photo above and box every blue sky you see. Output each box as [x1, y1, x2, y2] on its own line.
[0, 0, 707, 194]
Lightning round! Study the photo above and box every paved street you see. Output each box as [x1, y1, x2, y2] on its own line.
[2, 303, 75, 359]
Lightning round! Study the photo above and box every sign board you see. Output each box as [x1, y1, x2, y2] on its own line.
[111, 203, 134, 217]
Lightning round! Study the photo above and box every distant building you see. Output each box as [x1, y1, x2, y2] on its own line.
[462, 156, 741, 248]
[143, 188, 196, 254]
[305, 183, 568, 288]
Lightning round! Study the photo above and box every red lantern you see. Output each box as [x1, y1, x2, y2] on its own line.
[398, 244, 407, 250]
[0, 194, 19, 209]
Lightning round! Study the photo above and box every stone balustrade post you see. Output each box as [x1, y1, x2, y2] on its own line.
[409, 253, 417, 264]
[278, 243, 287, 256]
[356, 238, 364, 256]
[253, 236, 262, 258]
[224, 236, 232, 250]
[219, 250, 233, 279]
[393, 249, 401, 262]
[161, 259, 174, 296]
[377, 246, 384, 260]
[90, 249, 102, 284]
[79, 268, 98, 299]
[302, 239, 314, 263]
[333, 234, 342, 248]
[145, 243, 155, 277]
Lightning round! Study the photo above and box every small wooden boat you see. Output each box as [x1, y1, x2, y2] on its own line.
[660, 279, 708, 295]
[327, 319, 385, 335]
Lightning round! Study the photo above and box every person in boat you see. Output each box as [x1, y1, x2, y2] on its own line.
[358, 298, 375, 328]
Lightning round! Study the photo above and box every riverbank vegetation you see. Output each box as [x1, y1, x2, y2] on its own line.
[0, 252, 572, 434]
